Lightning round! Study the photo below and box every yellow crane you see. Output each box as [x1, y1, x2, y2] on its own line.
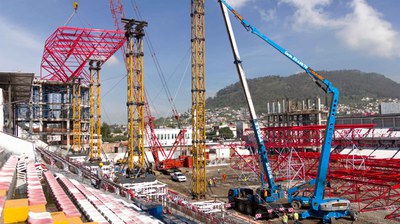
[89, 60, 102, 161]
[191, 0, 207, 199]
[123, 18, 148, 171]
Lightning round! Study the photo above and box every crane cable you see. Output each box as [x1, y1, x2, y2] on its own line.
[130, 0, 184, 122]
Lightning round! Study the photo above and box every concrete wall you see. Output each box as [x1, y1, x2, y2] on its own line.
[0, 131, 35, 161]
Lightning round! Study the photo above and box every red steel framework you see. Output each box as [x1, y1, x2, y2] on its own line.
[232, 124, 400, 221]
[40, 26, 125, 83]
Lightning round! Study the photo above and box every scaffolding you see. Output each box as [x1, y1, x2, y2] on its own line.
[17, 80, 90, 150]
[123, 18, 147, 170]
[19, 26, 126, 151]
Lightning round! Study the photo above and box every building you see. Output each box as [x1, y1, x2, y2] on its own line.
[0, 72, 34, 135]
[149, 128, 192, 147]
[16, 79, 90, 151]
[264, 97, 328, 127]
[336, 113, 400, 129]
[380, 102, 400, 115]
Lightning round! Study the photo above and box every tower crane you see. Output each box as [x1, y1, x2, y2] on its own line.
[219, 0, 357, 222]
[108, 0, 190, 174]
[191, 0, 207, 199]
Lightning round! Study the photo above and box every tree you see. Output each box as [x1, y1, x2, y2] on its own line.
[101, 122, 111, 138]
[206, 130, 217, 140]
[114, 128, 122, 134]
[219, 127, 234, 139]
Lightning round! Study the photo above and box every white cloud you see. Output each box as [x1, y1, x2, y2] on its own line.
[227, 0, 252, 9]
[104, 55, 120, 67]
[279, 0, 400, 58]
[337, 0, 400, 58]
[0, 16, 42, 51]
[0, 15, 43, 73]
[256, 7, 277, 22]
[279, 0, 340, 28]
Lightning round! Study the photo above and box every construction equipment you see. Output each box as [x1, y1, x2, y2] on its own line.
[287, 179, 316, 209]
[191, 0, 207, 199]
[219, 1, 287, 220]
[155, 129, 190, 171]
[219, 0, 357, 222]
[108, 1, 190, 175]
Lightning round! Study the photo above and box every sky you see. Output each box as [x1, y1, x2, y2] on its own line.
[0, 0, 399, 124]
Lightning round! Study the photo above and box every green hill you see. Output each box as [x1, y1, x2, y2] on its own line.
[206, 70, 400, 112]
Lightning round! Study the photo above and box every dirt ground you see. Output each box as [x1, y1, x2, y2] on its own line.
[156, 165, 397, 224]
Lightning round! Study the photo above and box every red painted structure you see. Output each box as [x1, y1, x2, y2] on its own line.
[40, 26, 125, 82]
[233, 124, 400, 221]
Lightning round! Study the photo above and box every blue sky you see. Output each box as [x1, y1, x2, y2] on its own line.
[1, 0, 399, 124]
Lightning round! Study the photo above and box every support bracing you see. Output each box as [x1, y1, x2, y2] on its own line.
[191, 0, 207, 199]
[123, 18, 148, 171]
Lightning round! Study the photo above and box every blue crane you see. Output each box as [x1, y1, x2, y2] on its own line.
[219, 0, 357, 222]
[219, 0, 286, 220]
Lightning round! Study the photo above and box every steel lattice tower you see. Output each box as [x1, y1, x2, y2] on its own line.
[124, 19, 148, 170]
[89, 60, 102, 160]
[191, 0, 207, 199]
[72, 78, 81, 152]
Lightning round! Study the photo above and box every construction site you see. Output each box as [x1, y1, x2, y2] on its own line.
[0, 0, 400, 224]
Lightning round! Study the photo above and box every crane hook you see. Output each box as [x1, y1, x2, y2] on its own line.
[73, 1, 78, 11]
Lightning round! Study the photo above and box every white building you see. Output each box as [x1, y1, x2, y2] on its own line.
[145, 128, 192, 147]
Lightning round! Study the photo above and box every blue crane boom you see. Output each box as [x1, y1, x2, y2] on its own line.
[219, 0, 356, 222]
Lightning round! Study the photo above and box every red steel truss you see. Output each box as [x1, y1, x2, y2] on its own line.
[40, 26, 125, 82]
[243, 124, 376, 149]
[237, 124, 400, 221]
[238, 124, 376, 177]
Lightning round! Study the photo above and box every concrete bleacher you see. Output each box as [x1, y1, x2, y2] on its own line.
[0, 148, 165, 223]
[57, 174, 108, 224]
[66, 176, 162, 223]
[27, 163, 47, 207]
[43, 171, 82, 218]
[0, 156, 18, 222]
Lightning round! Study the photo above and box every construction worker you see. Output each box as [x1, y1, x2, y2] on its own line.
[293, 210, 299, 224]
[96, 162, 103, 189]
[282, 212, 288, 224]
[208, 178, 213, 193]
[263, 188, 268, 201]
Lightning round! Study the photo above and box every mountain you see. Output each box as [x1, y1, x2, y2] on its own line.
[206, 70, 400, 112]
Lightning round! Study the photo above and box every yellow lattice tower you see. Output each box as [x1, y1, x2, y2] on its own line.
[123, 19, 147, 170]
[191, 0, 207, 199]
[96, 61, 102, 160]
[89, 62, 95, 159]
[89, 61, 103, 160]
[72, 78, 81, 152]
